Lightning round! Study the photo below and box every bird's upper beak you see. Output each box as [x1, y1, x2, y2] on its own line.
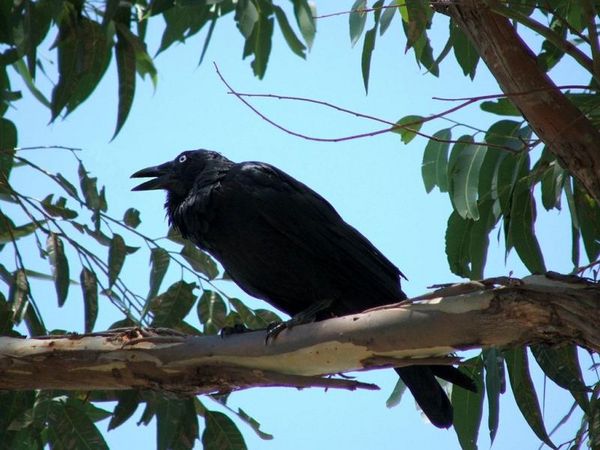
[130, 161, 174, 191]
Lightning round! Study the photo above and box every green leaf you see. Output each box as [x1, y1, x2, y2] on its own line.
[292, 0, 316, 49]
[448, 137, 487, 220]
[41, 195, 78, 219]
[392, 115, 423, 144]
[503, 347, 556, 449]
[123, 208, 141, 228]
[51, 17, 112, 118]
[45, 398, 109, 450]
[156, 397, 199, 450]
[229, 297, 262, 330]
[573, 181, 600, 262]
[0, 117, 17, 150]
[361, 25, 377, 93]
[530, 344, 589, 412]
[202, 410, 247, 450]
[0, 391, 35, 445]
[148, 247, 170, 300]
[13, 59, 51, 108]
[349, 0, 367, 47]
[480, 98, 521, 116]
[273, 6, 306, 58]
[385, 377, 406, 408]
[108, 233, 127, 287]
[150, 281, 196, 327]
[114, 24, 137, 138]
[379, 0, 398, 36]
[197, 290, 227, 334]
[452, 356, 484, 450]
[236, 0, 259, 39]
[508, 173, 547, 273]
[469, 200, 496, 279]
[47, 233, 70, 307]
[540, 160, 565, 211]
[181, 243, 219, 279]
[421, 128, 451, 193]
[81, 268, 98, 333]
[450, 19, 479, 79]
[8, 270, 30, 325]
[445, 211, 472, 278]
[250, 15, 273, 79]
[78, 161, 101, 210]
[108, 391, 140, 431]
[0, 216, 41, 244]
[236, 408, 274, 440]
[483, 348, 504, 444]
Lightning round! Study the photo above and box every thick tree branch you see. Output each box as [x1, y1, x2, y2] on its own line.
[436, 0, 600, 204]
[0, 275, 598, 394]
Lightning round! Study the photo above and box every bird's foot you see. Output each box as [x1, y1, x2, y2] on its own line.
[265, 298, 334, 343]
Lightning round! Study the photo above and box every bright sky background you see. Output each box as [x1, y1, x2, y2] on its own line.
[5, 2, 593, 449]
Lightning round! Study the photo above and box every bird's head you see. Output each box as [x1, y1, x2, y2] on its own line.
[131, 149, 226, 196]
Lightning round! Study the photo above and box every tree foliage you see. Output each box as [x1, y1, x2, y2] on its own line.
[1, 0, 599, 449]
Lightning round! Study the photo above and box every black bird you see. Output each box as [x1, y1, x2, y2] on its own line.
[132, 149, 475, 428]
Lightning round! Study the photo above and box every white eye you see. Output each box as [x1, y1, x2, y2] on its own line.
[178, 154, 187, 163]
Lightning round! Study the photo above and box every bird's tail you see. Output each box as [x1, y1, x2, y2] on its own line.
[395, 365, 476, 429]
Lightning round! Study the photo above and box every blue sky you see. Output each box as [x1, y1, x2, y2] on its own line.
[5, 2, 592, 449]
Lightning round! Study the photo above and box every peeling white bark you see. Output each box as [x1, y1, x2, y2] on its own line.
[0, 275, 598, 394]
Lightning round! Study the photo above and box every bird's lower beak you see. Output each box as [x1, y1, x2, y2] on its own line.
[130, 162, 173, 191]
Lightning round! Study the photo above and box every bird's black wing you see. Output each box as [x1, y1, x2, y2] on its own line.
[218, 162, 406, 314]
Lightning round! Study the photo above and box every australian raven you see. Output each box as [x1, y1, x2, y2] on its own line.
[132, 149, 475, 428]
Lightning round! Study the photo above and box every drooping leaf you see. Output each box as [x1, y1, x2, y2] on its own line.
[235, 0, 259, 39]
[380, 0, 398, 36]
[449, 18, 479, 79]
[197, 290, 227, 335]
[148, 247, 170, 300]
[448, 137, 487, 220]
[78, 161, 101, 211]
[385, 377, 406, 408]
[393, 115, 423, 144]
[156, 397, 199, 450]
[45, 398, 109, 450]
[508, 173, 547, 274]
[0, 118, 17, 150]
[109, 391, 141, 431]
[483, 348, 504, 444]
[202, 410, 247, 450]
[503, 347, 556, 449]
[452, 356, 484, 450]
[150, 280, 196, 328]
[236, 408, 274, 440]
[273, 6, 306, 58]
[108, 233, 127, 287]
[250, 15, 273, 79]
[181, 243, 219, 279]
[421, 128, 451, 193]
[81, 268, 98, 333]
[349, 0, 367, 47]
[292, 0, 316, 49]
[445, 211, 472, 278]
[0, 215, 41, 244]
[530, 344, 590, 412]
[573, 181, 600, 262]
[114, 24, 137, 138]
[540, 160, 565, 211]
[468, 199, 496, 279]
[361, 25, 377, 93]
[46, 233, 70, 307]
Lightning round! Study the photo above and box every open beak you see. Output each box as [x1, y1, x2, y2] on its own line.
[130, 161, 174, 191]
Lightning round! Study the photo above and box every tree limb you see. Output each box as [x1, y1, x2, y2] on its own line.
[0, 275, 598, 394]
[435, 0, 600, 204]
